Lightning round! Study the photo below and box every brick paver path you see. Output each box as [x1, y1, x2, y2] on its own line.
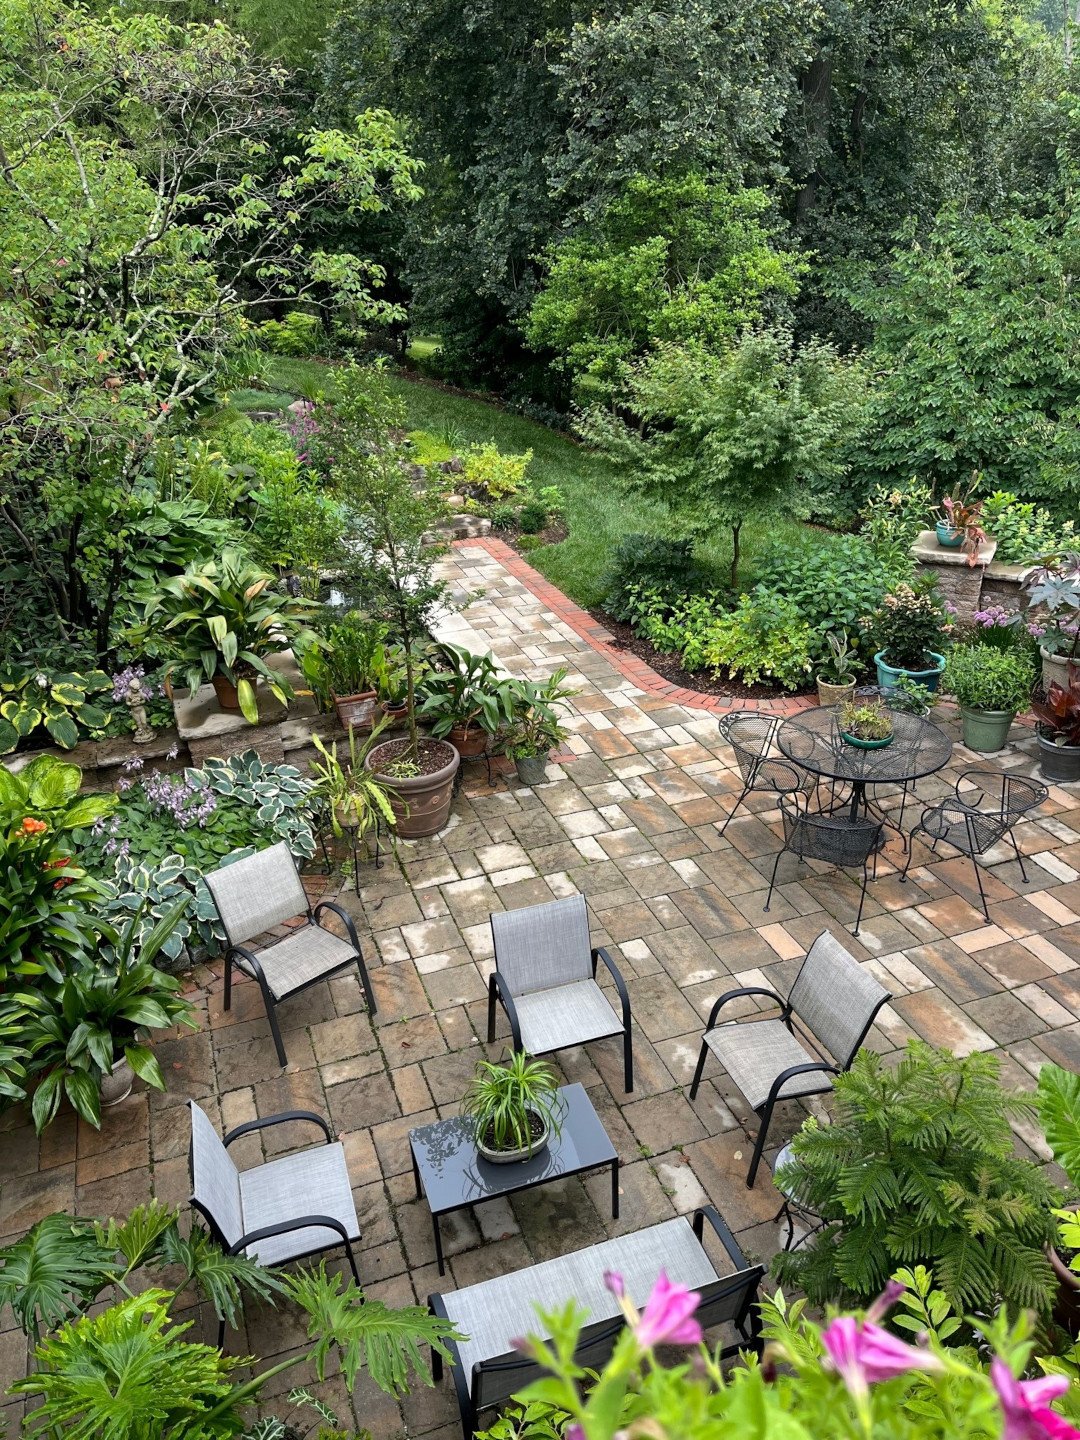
[3, 540, 1080, 1437]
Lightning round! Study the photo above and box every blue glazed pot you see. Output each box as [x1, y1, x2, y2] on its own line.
[874, 650, 947, 693]
[936, 520, 963, 548]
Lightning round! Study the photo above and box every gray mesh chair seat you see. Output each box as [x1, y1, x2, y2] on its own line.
[690, 929, 890, 1187]
[702, 1020, 834, 1111]
[205, 841, 375, 1066]
[717, 712, 817, 836]
[430, 1209, 763, 1439]
[765, 795, 884, 936]
[188, 1100, 361, 1345]
[901, 769, 1048, 921]
[488, 894, 634, 1092]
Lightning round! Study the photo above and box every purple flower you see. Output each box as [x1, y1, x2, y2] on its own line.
[122, 755, 145, 772]
[821, 1315, 942, 1402]
[990, 1360, 1079, 1440]
[112, 665, 153, 703]
[603, 1271, 625, 1300]
[634, 1271, 702, 1349]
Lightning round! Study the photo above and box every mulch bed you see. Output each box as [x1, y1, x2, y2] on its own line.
[505, 519, 569, 554]
[589, 608, 818, 703]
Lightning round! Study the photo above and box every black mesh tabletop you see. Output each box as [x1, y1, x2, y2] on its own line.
[776, 707, 953, 787]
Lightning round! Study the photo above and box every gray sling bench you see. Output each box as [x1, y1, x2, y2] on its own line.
[429, 1209, 764, 1440]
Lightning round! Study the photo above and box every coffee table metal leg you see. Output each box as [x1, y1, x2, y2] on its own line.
[433, 1213, 446, 1275]
[412, 1151, 422, 1200]
[611, 1158, 619, 1219]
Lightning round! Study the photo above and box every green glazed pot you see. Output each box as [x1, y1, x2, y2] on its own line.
[960, 706, 1015, 753]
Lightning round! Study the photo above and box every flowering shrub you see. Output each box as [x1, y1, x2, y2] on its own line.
[463, 442, 533, 501]
[493, 1271, 1080, 1440]
[866, 578, 954, 670]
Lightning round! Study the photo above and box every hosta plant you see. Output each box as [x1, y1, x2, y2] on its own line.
[0, 665, 111, 753]
[98, 852, 224, 963]
[135, 546, 320, 723]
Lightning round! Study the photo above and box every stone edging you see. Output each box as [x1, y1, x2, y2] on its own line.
[452, 537, 817, 714]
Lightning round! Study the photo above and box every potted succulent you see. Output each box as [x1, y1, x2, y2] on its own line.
[501, 669, 576, 785]
[310, 720, 399, 849]
[308, 614, 389, 732]
[1022, 551, 1080, 691]
[867, 578, 953, 692]
[136, 547, 319, 724]
[838, 698, 894, 748]
[462, 1051, 564, 1164]
[941, 643, 1036, 752]
[816, 631, 857, 708]
[417, 644, 519, 759]
[1031, 668, 1080, 783]
[934, 475, 991, 565]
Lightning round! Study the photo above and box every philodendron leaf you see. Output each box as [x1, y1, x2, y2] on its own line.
[1037, 1063, 1080, 1188]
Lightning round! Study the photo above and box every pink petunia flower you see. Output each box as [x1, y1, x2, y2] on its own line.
[821, 1316, 943, 1401]
[634, 1271, 703, 1349]
[991, 1359, 1080, 1440]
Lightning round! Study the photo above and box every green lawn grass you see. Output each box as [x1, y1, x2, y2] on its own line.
[254, 356, 808, 608]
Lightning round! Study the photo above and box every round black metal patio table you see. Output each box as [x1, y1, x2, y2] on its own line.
[775, 706, 953, 829]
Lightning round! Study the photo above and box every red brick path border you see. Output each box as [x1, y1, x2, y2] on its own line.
[452, 537, 818, 715]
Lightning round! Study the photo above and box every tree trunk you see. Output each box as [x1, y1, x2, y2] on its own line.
[730, 521, 742, 592]
[795, 52, 832, 227]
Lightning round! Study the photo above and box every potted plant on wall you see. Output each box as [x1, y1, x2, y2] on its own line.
[307, 614, 389, 732]
[417, 644, 519, 759]
[934, 475, 991, 565]
[867, 578, 953, 692]
[501, 669, 577, 785]
[137, 548, 319, 724]
[1023, 551, 1080, 691]
[324, 365, 460, 838]
[941, 643, 1036, 752]
[815, 631, 857, 708]
[462, 1051, 564, 1164]
[1031, 668, 1080, 783]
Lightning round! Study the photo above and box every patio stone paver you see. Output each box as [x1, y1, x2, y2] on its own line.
[2, 537, 1080, 1437]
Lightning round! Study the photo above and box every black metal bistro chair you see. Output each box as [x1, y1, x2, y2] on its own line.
[765, 794, 885, 936]
[717, 712, 817, 836]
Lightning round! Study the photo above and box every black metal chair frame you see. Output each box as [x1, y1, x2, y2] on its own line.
[764, 793, 885, 936]
[487, 944, 634, 1093]
[429, 1206, 763, 1440]
[188, 1107, 363, 1349]
[717, 712, 816, 836]
[900, 769, 1048, 921]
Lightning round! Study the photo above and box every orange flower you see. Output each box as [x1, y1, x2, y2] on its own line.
[18, 817, 48, 835]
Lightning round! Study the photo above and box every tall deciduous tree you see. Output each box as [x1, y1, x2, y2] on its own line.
[581, 333, 868, 587]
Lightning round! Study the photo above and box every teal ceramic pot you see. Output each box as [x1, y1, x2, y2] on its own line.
[960, 707, 1015, 753]
[874, 650, 947, 693]
[840, 730, 894, 750]
[936, 520, 963, 548]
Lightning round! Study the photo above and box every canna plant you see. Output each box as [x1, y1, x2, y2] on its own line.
[0, 816, 103, 986]
[135, 547, 320, 724]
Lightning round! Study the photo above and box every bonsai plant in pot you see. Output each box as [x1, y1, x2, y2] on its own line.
[462, 1051, 564, 1164]
[137, 547, 319, 724]
[815, 631, 857, 708]
[307, 613, 389, 732]
[501, 669, 577, 785]
[417, 643, 519, 759]
[1023, 550, 1080, 690]
[866, 577, 953, 692]
[838, 698, 894, 748]
[1031, 668, 1080, 783]
[310, 719, 399, 851]
[941, 643, 1036, 753]
[322, 365, 460, 837]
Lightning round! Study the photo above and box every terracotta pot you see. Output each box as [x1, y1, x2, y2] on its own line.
[100, 1058, 134, 1108]
[380, 701, 409, 723]
[817, 677, 856, 708]
[448, 724, 488, 758]
[212, 673, 241, 712]
[366, 738, 460, 838]
[332, 689, 377, 732]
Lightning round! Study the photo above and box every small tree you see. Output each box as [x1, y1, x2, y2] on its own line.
[580, 330, 867, 587]
[323, 364, 450, 758]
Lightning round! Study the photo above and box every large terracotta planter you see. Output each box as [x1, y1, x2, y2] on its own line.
[212, 673, 241, 711]
[448, 724, 488, 759]
[332, 689, 377, 732]
[366, 737, 459, 838]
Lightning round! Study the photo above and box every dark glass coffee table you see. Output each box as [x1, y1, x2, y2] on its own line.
[409, 1082, 618, 1275]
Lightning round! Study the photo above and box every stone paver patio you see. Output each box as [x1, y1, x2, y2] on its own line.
[4, 538, 1080, 1437]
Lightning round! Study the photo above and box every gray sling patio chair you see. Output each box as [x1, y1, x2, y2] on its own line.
[188, 1100, 362, 1347]
[717, 712, 817, 836]
[900, 769, 1048, 921]
[205, 840, 375, 1067]
[765, 794, 885, 936]
[488, 893, 634, 1092]
[688, 929, 890, 1187]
